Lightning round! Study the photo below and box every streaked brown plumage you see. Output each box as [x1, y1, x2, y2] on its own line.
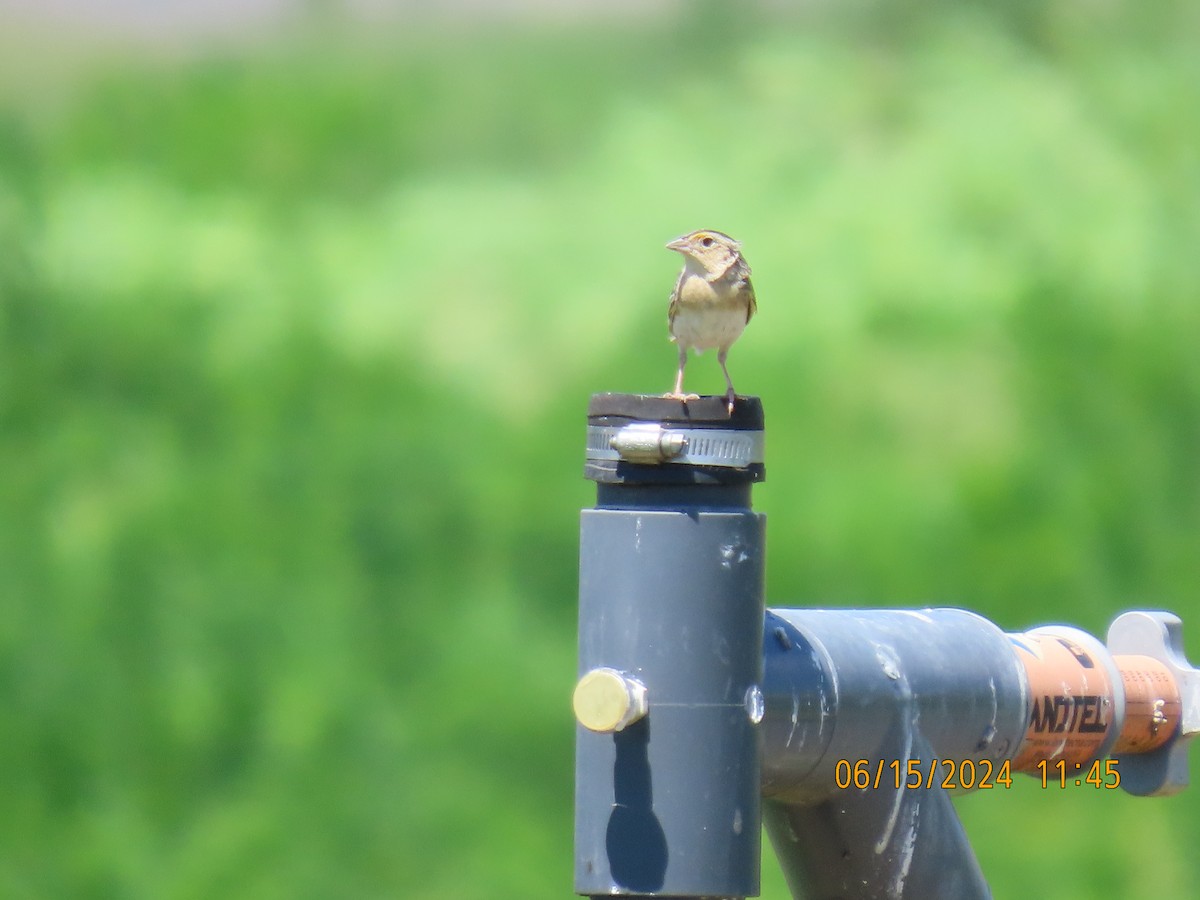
[664, 229, 756, 412]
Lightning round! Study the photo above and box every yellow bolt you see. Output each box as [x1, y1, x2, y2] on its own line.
[573, 668, 648, 733]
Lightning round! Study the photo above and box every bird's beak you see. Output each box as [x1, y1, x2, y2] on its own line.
[665, 236, 689, 253]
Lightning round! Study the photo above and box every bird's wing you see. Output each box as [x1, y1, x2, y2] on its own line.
[667, 269, 686, 330]
[744, 276, 757, 323]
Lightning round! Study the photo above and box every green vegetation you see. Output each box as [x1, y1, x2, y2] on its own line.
[1, 3, 1197, 897]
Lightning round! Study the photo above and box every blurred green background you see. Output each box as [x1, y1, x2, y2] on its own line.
[1, 1, 1198, 897]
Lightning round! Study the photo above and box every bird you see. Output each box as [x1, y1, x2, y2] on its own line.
[664, 229, 756, 413]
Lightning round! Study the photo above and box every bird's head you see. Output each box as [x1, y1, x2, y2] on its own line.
[666, 229, 743, 277]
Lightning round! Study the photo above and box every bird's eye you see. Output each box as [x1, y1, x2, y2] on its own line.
[700, 236, 715, 248]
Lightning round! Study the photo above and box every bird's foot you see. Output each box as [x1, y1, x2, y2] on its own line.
[663, 391, 701, 402]
[725, 388, 737, 415]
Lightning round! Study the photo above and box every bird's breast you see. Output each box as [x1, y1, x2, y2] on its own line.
[674, 273, 743, 311]
[670, 302, 749, 353]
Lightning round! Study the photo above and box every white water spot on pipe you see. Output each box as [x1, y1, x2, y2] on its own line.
[745, 685, 765, 724]
[889, 801, 920, 895]
[732, 807, 744, 835]
[817, 684, 831, 728]
[875, 726, 913, 854]
[719, 543, 737, 569]
[872, 642, 902, 681]
[982, 676, 1000, 747]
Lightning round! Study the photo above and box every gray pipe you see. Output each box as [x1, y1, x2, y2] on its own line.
[574, 394, 766, 899]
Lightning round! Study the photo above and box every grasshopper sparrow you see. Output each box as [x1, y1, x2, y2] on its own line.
[664, 229, 757, 412]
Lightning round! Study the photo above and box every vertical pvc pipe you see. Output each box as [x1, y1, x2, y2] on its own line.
[574, 394, 766, 899]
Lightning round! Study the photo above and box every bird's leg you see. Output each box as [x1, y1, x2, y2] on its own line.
[718, 348, 736, 414]
[664, 345, 698, 401]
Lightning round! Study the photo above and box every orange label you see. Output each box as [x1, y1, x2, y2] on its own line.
[1112, 655, 1180, 754]
[1011, 633, 1114, 772]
